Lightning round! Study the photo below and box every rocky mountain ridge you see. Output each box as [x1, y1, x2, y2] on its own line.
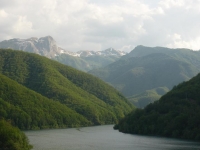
[65, 47, 127, 57]
[0, 36, 127, 58]
[0, 36, 63, 58]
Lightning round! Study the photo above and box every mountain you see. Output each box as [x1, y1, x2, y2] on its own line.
[54, 48, 126, 72]
[0, 36, 63, 58]
[114, 72, 200, 141]
[0, 36, 127, 71]
[0, 49, 134, 129]
[89, 45, 200, 108]
[64, 47, 127, 57]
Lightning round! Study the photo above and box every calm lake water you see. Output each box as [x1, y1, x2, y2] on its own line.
[25, 125, 200, 150]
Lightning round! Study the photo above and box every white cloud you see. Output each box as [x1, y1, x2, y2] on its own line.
[0, 9, 8, 17]
[13, 16, 33, 33]
[167, 34, 200, 50]
[159, 0, 185, 8]
[0, 0, 200, 51]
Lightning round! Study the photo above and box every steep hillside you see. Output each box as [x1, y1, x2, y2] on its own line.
[0, 49, 134, 127]
[0, 74, 90, 129]
[114, 73, 200, 141]
[90, 46, 200, 107]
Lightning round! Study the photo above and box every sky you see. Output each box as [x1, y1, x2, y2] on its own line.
[0, 0, 200, 52]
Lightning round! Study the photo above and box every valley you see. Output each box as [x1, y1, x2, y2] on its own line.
[1, 36, 200, 146]
[1, 37, 200, 108]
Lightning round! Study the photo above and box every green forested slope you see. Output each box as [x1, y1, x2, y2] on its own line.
[0, 119, 33, 150]
[0, 74, 90, 129]
[0, 49, 133, 128]
[90, 46, 200, 107]
[115, 73, 200, 141]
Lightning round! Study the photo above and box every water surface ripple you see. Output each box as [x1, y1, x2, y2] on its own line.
[25, 125, 200, 150]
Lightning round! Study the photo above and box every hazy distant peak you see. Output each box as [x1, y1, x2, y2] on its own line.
[0, 36, 127, 59]
[66, 48, 127, 57]
[0, 36, 61, 58]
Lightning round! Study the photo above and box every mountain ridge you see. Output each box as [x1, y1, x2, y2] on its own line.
[89, 45, 200, 107]
[0, 36, 127, 71]
[114, 72, 200, 141]
[0, 36, 127, 58]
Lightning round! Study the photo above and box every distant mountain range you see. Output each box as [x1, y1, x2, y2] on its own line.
[89, 45, 200, 107]
[0, 36, 126, 71]
[2, 36, 200, 108]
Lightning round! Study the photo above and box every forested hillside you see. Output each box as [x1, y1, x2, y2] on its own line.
[0, 74, 90, 129]
[90, 46, 200, 107]
[114, 73, 200, 141]
[0, 119, 33, 150]
[0, 49, 134, 129]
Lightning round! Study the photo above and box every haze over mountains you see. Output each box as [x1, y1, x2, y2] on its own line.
[0, 36, 126, 72]
[1, 36, 200, 108]
[90, 46, 200, 107]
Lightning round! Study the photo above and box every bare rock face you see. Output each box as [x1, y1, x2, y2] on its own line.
[0, 36, 127, 58]
[0, 36, 62, 58]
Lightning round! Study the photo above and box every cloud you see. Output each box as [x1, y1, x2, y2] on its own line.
[159, 0, 185, 9]
[0, 9, 7, 17]
[167, 34, 200, 50]
[13, 16, 33, 33]
[0, 0, 200, 51]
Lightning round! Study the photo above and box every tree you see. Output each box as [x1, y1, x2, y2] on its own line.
[0, 119, 33, 150]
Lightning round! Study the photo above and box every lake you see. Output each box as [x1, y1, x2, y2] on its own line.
[25, 125, 200, 150]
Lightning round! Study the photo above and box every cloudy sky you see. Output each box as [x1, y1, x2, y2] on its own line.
[0, 0, 200, 52]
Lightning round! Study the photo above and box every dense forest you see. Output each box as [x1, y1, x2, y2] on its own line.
[0, 119, 32, 150]
[0, 74, 90, 129]
[114, 73, 200, 141]
[0, 49, 134, 130]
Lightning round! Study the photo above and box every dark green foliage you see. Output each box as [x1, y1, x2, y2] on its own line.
[90, 46, 200, 107]
[0, 74, 90, 129]
[0, 119, 33, 150]
[0, 49, 134, 129]
[115, 73, 200, 141]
